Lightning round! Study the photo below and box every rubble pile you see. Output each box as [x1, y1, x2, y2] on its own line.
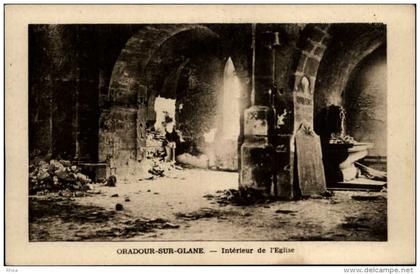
[29, 159, 92, 195]
[138, 131, 184, 180]
[139, 158, 183, 180]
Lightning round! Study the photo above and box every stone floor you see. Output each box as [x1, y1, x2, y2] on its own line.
[29, 168, 387, 241]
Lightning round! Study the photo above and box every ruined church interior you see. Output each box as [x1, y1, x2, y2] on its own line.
[29, 23, 387, 241]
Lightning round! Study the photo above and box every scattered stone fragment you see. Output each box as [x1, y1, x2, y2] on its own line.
[74, 191, 85, 197]
[147, 190, 151, 192]
[105, 175, 117, 187]
[59, 160, 72, 167]
[329, 199, 339, 204]
[323, 190, 334, 197]
[115, 203, 124, 211]
[309, 194, 324, 199]
[161, 223, 180, 229]
[175, 208, 220, 220]
[153, 192, 159, 195]
[111, 194, 119, 197]
[75, 173, 91, 184]
[204, 188, 272, 206]
[125, 198, 130, 202]
[175, 208, 241, 220]
[275, 209, 297, 214]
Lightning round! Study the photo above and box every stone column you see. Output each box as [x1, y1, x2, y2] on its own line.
[239, 25, 276, 196]
[239, 24, 327, 199]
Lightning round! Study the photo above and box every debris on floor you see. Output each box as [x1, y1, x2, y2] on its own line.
[205, 188, 333, 206]
[341, 216, 371, 230]
[105, 175, 117, 187]
[175, 207, 250, 220]
[203, 188, 273, 206]
[29, 196, 180, 241]
[115, 203, 124, 211]
[29, 168, 387, 241]
[275, 209, 298, 214]
[135, 130, 185, 180]
[351, 195, 386, 201]
[29, 159, 92, 195]
[175, 208, 222, 220]
[139, 156, 183, 180]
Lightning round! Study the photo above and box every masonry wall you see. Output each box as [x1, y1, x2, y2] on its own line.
[29, 25, 79, 160]
[29, 25, 135, 162]
[344, 46, 387, 157]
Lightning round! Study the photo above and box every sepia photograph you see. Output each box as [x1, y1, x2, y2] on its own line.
[4, 4, 415, 265]
[28, 22, 388, 242]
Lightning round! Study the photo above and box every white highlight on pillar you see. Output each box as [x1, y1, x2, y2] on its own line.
[222, 57, 241, 140]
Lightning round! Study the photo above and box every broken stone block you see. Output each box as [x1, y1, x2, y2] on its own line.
[59, 159, 72, 167]
[75, 173, 91, 184]
[36, 170, 50, 181]
[115, 203, 124, 211]
[105, 175, 117, 187]
[275, 209, 297, 214]
[48, 159, 65, 173]
[55, 168, 74, 181]
[162, 223, 180, 229]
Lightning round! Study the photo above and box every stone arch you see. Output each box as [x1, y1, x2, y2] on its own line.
[314, 24, 386, 113]
[98, 24, 224, 178]
[108, 24, 220, 108]
[343, 44, 387, 157]
[312, 23, 386, 159]
[289, 24, 332, 95]
[278, 24, 332, 133]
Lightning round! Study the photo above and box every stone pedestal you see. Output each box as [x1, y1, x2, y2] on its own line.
[239, 105, 274, 196]
[272, 134, 295, 199]
[240, 138, 273, 195]
[239, 25, 327, 199]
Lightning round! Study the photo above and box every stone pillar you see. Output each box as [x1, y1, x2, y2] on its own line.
[239, 24, 326, 199]
[136, 85, 148, 162]
[240, 106, 274, 195]
[29, 25, 79, 161]
[239, 25, 276, 196]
